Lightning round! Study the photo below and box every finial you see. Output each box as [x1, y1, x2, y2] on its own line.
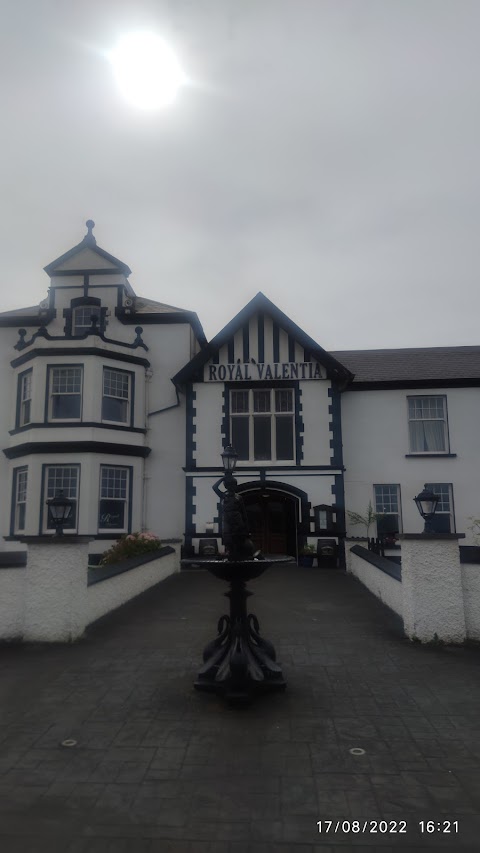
[84, 219, 96, 245]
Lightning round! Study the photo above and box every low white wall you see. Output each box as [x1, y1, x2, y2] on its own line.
[461, 564, 480, 641]
[0, 569, 26, 639]
[87, 546, 180, 625]
[347, 547, 403, 618]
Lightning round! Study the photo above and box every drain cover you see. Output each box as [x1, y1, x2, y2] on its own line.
[60, 739, 77, 748]
[349, 747, 366, 756]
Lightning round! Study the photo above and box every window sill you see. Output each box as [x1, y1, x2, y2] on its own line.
[405, 453, 457, 458]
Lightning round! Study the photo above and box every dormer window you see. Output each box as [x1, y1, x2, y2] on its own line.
[73, 305, 101, 336]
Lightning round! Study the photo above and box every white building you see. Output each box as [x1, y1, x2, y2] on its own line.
[2, 223, 479, 565]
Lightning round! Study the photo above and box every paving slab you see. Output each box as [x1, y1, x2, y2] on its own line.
[0, 566, 480, 850]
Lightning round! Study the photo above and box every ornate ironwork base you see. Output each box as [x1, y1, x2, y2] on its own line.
[194, 577, 286, 702]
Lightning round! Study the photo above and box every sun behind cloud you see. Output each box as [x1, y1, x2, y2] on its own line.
[109, 31, 186, 110]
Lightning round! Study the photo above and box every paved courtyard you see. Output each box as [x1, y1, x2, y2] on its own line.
[1, 565, 480, 852]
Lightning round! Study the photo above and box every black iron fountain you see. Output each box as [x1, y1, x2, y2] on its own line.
[192, 445, 289, 703]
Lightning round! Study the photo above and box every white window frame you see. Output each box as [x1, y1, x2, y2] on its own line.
[407, 395, 449, 454]
[230, 388, 295, 463]
[44, 465, 80, 533]
[14, 467, 28, 533]
[19, 371, 32, 427]
[101, 368, 131, 425]
[48, 366, 83, 422]
[73, 305, 101, 336]
[425, 482, 455, 533]
[98, 465, 130, 533]
[374, 484, 402, 536]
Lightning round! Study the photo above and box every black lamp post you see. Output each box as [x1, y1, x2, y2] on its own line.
[46, 491, 74, 536]
[221, 444, 238, 475]
[414, 485, 439, 534]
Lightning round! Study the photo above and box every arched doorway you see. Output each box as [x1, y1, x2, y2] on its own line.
[242, 489, 298, 557]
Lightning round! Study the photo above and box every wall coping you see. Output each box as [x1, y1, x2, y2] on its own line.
[0, 552, 27, 568]
[400, 533, 465, 540]
[350, 544, 402, 582]
[11, 536, 94, 545]
[88, 545, 175, 586]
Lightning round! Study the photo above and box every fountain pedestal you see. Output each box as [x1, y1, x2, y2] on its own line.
[193, 558, 288, 702]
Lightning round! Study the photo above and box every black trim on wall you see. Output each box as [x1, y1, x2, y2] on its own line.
[184, 477, 197, 551]
[12, 347, 150, 369]
[185, 384, 197, 469]
[257, 313, 264, 363]
[272, 322, 280, 363]
[9, 422, 147, 436]
[332, 473, 347, 568]
[221, 386, 230, 446]
[14, 323, 147, 353]
[288, 334, 295, 363]
[328, 384, 344, 468]
[294, 383, 304, 465]
[243, 324, 249, 363]
[347, 379, 480, 390]
[227, 337, 235, 364]
[4, 441, 150, 459]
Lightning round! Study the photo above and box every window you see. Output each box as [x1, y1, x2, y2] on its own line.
[49, 366, 83, 420]
[18, 370, 32, 426]
[374, 484, 402, 537]
[425, 483, 454, 533]
[102, 368, 130, 424]
[73, 305, 101, 335]
[13, 467, 28, 532]
[98, 466, 130, 531]
[230, 388, 295, 462]
[45, 466, 79, 531]
[408, 396, 448, 453]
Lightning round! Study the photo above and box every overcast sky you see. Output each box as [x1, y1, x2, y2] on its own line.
[1, 0, 479, 349]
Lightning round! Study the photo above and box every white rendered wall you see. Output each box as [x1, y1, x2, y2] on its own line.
[346, 546, 403, 617]
[461, 564, 480, 640]
[401, 537, 466, 643]
[194, 383, 224, 468]
[87, 546, 180, 625]
[0, 568, 26, 638]
[342, 387, 480, 542]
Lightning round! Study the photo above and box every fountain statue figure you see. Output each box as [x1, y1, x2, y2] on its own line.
[212, 473, 256, 560]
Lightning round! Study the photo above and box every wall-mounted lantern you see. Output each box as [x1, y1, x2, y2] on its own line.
[46, 491, 73, 536]
[413, 485, 439, 534]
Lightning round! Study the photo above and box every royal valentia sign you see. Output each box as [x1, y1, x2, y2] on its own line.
[205, 362, 325, 381]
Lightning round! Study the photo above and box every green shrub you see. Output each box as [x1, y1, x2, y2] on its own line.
[100, 531, 162, 565]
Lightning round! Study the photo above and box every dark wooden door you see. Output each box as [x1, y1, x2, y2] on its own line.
[244, 494, 290, 554]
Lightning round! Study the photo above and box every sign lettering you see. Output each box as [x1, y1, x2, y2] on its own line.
[206, 362, 323, 382]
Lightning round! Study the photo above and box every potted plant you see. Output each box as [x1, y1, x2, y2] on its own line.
[299, 543, 316, 567]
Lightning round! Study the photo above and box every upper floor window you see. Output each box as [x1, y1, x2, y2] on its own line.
[425, 483, 455, 533]
[230, 388, 295, 462]
[374, 484, 402, 537]
[44, 465, 79, 532]
[49, 366, 83, 420]
[73, 305, 101, 336]
[18, 370, 32, 427]
[408, 396, 448, 453]
[102, 368, 131, 424]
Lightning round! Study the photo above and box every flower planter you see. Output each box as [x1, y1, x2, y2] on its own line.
[299, 555, 314, 567]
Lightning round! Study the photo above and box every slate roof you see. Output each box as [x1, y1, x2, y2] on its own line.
[330, 346, 480, 385]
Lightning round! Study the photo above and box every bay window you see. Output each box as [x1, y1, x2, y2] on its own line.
[102, 368, 131, 424]
[44, 465, 79, 532]
[98, 466, 130, 531]
[49, 366, 83, 420]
